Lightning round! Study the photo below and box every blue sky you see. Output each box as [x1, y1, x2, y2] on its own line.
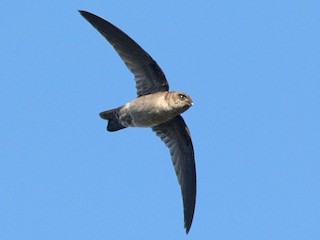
[1, 1, 320, 239]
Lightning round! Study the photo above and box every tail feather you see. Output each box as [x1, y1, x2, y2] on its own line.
[100, 108, 126, 132]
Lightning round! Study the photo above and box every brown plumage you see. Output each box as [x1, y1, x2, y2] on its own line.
[79, 10, 196, 233]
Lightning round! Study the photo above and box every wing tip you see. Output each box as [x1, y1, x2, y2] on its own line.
[185, 225, 191, 234]
[184, 216, 194, 234]
[78, 10, 92, 19]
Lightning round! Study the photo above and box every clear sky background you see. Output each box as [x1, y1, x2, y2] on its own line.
[1, 1, 320, 239]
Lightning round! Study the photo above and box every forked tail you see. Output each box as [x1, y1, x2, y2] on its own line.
[99, 108, 126, 132]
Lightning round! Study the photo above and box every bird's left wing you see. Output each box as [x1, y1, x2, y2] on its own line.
[152, 115, 196, 233]
[79, 10, 169, 96]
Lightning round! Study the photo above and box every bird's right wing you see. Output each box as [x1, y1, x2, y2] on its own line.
[79, 10, 169, 96]
[152, 115, 196, 233]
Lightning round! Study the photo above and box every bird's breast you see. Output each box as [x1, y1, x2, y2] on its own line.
[118, 92, 179, 127]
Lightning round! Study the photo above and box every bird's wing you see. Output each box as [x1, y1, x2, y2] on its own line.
[152, 115, 196, 233]
[79, 10, 169, 96]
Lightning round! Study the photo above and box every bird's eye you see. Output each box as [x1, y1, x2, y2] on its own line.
[179, 94, 186, 100]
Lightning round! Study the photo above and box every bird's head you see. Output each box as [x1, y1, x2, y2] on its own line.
[171, 91, 193, 112]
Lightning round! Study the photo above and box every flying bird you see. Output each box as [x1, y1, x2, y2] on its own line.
[79, 10, 196, 233]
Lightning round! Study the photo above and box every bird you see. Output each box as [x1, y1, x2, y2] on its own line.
[79, 10, 196, 234]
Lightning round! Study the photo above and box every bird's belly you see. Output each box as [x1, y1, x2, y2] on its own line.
[119, 103, 177, 128]
[130, 109, 173, 127]
[118, 93, 181, 127]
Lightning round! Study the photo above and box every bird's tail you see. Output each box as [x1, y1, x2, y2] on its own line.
[99, 108, 126, 132]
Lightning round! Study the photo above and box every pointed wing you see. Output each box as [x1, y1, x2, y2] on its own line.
[152, 115, 196, 233]
[79, 10, 169, 96]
